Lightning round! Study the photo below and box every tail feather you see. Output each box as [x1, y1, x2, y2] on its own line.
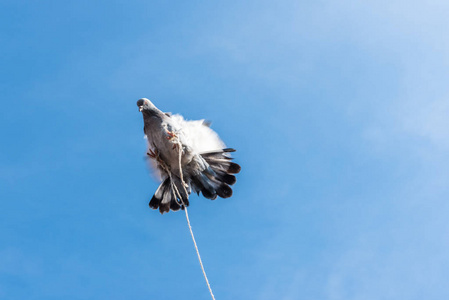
[215, 183, 233, 198]
[200, 148, 236, 156]
[149, 148, 240, 213]
[226, 162, 241, 174]
[159, 184, 173, 213]
[149, 178, 170, 210]
[190, 148, 241, 200]
[149, 177, 188, 214]
[172, 176, 190, 206]
[213, 171, 236, 185]
[202, 149, 241, 175]
[192, 173, 217, 200]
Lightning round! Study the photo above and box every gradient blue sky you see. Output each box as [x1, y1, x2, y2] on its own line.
[1, 1, 449, 299]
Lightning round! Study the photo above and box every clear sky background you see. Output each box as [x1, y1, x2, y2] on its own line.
[1, 1, 449, 299]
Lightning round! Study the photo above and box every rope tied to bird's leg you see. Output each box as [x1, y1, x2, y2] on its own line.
[172, 140, 216, 300]
[151, 138, 216, 300]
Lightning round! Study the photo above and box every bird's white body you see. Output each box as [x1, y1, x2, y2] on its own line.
[168, 114, 225, 154]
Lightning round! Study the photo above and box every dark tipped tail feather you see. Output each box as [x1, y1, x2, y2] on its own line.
[149, 177, 190, 214]
[200, 148, 241, 174]
[149, 148, 240, 214]
[191, 148, 241, 200]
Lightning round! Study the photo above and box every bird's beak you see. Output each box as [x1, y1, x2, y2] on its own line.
[139, 106, 143, 112]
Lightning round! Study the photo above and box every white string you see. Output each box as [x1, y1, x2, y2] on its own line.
[176, 142, 216, 300]
[158, 141, 216, 300]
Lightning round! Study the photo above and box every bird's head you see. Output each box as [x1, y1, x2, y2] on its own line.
[137, 98, 158, 113]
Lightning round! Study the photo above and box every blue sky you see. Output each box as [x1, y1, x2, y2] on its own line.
[1, 1, 449, 299]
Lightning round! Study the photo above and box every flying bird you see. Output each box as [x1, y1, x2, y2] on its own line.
[137, 98, 241, 214]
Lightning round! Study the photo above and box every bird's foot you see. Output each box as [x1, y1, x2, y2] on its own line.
[166, 130, 183, 153]
[147, 149, 158, 159]
[147, 149, 169, 169]
[166, 130, 177, 140]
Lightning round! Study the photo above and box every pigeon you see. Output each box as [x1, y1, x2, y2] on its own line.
[137, 98, 241, 214]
